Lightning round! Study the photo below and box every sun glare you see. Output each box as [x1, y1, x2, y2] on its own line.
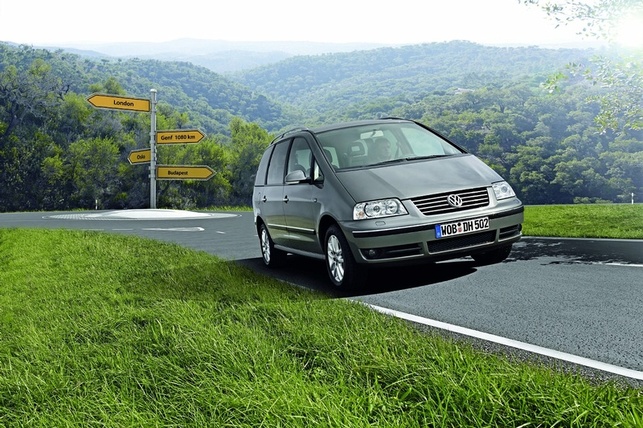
[613, 13, 643, 48]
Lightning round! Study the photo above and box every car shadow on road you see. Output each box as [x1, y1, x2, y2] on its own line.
[236, 256, 478, 298]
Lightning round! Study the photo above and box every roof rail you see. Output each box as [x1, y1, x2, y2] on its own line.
[271, 126, 310, 143]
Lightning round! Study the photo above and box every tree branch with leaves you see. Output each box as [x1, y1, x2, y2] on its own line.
[520, 0, 643, 133]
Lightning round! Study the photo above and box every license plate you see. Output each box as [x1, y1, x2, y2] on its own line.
[435, 217, 489, 239]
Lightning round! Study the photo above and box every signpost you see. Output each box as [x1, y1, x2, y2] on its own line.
[128, 148, 152, 165]
[87, 89, 213, 209]
[149, 90, 157, 209]
[156, 129, 205, 145]
[86, 94, 151, 112]
[156, 165, 215, 181]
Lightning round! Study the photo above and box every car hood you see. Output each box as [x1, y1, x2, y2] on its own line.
[337, 154, 503, 201]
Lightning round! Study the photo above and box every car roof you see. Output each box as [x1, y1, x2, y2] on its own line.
[309, 118, 411, 134]
[271, 118, 414, 144]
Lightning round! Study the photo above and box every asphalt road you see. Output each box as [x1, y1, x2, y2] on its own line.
[2, 209, 642, 380]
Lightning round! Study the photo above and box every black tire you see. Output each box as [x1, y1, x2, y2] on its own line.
[472, 245, 513, 266]
[259, 223, 286, 267]
[324, 225, 366, 290]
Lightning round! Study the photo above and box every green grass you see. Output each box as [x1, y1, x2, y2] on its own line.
[523, 204, 643, 239]
[1, 228, 642, 427]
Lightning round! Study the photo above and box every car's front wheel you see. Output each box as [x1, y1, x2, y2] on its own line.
[325, 225, 365, 290]
[472, 245, 513, 265]
[259, 223, 286, 267]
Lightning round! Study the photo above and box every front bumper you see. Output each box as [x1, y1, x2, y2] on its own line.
[342, 205, 524, 265]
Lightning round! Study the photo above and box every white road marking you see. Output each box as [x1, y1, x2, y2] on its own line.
[141, 227, 204, 232]
[46, 210, 238, 220]
[603, 262, 643, 268]
[365, 303, 643, 381]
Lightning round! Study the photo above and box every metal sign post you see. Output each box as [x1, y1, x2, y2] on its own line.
[149, 89, 157, 209]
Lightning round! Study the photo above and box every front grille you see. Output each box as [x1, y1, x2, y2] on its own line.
[411, 188, 489, 216]
[428, 231, 496, 254]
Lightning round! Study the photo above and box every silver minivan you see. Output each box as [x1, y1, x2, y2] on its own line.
[253, 118, 523, 289]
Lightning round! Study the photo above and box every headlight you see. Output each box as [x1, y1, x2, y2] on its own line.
[492, 181, 516, 200]
[353, 198, 408, 220]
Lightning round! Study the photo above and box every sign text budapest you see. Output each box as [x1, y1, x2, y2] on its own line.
[156, 165, 215, 181]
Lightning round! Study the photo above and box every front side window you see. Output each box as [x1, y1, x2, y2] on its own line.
[287, 137, 312, 177]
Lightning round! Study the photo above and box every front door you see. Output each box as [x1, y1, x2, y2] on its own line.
[282, 137, 322, 254]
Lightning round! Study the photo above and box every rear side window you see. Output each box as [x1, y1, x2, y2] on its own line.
[254, 146, 274, 186]
[266, 140, 289, 185]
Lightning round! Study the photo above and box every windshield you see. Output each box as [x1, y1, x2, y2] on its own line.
[314, 122, 464, 171]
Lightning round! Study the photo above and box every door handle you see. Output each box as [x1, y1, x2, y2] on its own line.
[283, 196, 289, 203]
[262, 195, 267, 203]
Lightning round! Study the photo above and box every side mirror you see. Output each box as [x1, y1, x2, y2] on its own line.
[285, 169, 309, 184]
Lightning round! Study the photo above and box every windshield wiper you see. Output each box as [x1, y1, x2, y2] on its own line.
[405, 154, 449, 161]
[371, 158, 407, 166]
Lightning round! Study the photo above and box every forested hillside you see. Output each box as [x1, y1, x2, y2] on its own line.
[0, 43, 280, 210]
[0, 43, 294, 135]
[233, 41, 600, 122]
[232, 41, 642, 204]
[1, 41, 641, 211]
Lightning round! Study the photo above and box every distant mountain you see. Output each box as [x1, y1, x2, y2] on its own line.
[36, 39, 388, 73]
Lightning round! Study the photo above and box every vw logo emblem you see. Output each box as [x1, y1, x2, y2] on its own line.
[447, 194, 463, 207]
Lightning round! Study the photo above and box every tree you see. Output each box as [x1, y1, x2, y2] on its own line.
[519, 0, 641, 40]
[228, 117, 273, 205]
[66, 138, 121, 209]
[0, 56, 68, 146]
[520, 0, 643, 133]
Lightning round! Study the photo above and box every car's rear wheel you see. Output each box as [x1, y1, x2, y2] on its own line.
[472, 245, 513, 265]
[259, 223, 286, 267]
[325, 225, 365, 290]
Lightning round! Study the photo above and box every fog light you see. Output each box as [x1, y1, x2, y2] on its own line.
[363, 248, 382, 259]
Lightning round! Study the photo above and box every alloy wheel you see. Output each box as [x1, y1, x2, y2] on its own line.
[326, 234, 345, 284]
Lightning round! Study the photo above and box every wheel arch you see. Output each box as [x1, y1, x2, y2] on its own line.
[255, 215, 266, 234]
[318, 214, 339, 250]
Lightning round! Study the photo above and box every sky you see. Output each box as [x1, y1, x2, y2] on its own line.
[0, 0, 596, 48]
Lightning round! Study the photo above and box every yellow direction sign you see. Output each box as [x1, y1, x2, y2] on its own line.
[87, 93, 151, 112]
[156, 129, 205, 144]
[128, 148, 151, 165]
[157, 165, 215, 181]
